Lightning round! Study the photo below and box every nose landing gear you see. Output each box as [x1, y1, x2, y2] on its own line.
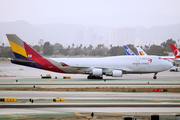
[153, 73, 158, 79]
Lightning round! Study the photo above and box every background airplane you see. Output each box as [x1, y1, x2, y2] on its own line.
[136, 46, 148, 56]
[123, 45, 147, 56]
[128, 45, 174, 61]
[123, 45, 136, 55]
[7, 34, 173, 79]
[170, 44, 180, 66]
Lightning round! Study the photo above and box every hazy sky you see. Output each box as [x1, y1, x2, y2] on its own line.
[1, 0, 180, 27]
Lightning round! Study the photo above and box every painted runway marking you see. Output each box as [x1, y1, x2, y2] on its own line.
[74, 112, 81, 116]
[33, 98, 39, 100]
[6, 114, 28, 117]
[154, 100, 164, 102]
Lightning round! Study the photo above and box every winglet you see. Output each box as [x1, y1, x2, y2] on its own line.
[60, 62, 69, 66]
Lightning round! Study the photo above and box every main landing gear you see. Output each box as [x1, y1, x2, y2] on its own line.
[153, 73, 157, 79]
[87, 76, 103, 79]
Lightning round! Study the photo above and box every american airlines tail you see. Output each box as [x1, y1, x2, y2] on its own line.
[170, 44, 180, 59]
[6, 34, 65, 73]
[136, 47, 147, 56]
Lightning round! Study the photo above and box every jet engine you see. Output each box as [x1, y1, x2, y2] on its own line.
[106, 70, 123, 77]
[91, 68, 103, 76]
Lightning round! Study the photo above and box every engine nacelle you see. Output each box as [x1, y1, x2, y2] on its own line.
[106, 70, 123, 77]
[91, 68, 103, 76]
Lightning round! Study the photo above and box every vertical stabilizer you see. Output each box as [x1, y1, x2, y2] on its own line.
[123, 45, 135, 55]
[170, 44, 180, 59]
[136, 47, 147, 56]
[6, 34, 43, 60]
[6, 34, 45, 69]
[7, 34, 65, 73]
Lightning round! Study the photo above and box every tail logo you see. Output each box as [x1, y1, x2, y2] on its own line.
[60, 62, 68, 66]
[174, 49, 180, 57]
[139, 51, 145, 56]
[148, 59, 152, 63]
[28, 54, 32, 58]
[125, 48, 134, 55]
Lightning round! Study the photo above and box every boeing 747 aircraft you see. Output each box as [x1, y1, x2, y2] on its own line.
[6, 34, 173, 79]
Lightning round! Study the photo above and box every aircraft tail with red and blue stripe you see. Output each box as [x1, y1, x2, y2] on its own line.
[6, 34, 65, 73]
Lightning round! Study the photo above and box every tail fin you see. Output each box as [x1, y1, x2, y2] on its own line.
[170, 44, 180, 59]
[7, 34, 43, 60]
[6, 34, 44, 69]
[136, 46, 147, 56]
[7, 34, 65, 73]
[123, 45, 135, 55]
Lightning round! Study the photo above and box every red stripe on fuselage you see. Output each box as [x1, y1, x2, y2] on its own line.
[24, 42, 66, 73]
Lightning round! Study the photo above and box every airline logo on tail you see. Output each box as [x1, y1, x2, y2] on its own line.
[170, 44, 180, 59]
[139, 51, 145, 56]
[136, 47, 147, 56]
[174, 49, 180, 57]
[123, 45, 135, 55]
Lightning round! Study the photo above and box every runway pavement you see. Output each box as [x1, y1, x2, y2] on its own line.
[1, 91, 180, 100]
[0, 61, 180, 80]
[1, 91, 180, 115]
[1, 61, 180, 119]
[0, 61, 180, 89]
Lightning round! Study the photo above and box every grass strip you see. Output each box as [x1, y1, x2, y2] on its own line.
[0, 87, 180, 93]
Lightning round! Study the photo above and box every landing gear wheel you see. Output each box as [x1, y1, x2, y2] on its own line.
[153, 73, 157, 79]
[87, 76, 103, 79]
[97, 76, 103, 79]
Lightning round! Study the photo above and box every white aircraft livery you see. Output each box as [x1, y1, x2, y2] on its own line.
[6, 34, 173, 79]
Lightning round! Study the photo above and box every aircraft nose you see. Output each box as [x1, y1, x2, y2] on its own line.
[164, 60, 173, 69]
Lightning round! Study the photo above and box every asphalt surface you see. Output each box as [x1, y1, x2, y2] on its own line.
[1, 61, 180, 118]
[0, 91, 180, 100]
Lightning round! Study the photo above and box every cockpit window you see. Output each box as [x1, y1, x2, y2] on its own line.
[158, 57, 162, 59]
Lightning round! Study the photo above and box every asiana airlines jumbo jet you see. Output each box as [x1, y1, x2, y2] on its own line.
[6, 34, 173, 79]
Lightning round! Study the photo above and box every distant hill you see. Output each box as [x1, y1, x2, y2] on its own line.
[0, 20, 45, 45]
[135, 24, 180, 43]
[0, 20, 180, 46]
